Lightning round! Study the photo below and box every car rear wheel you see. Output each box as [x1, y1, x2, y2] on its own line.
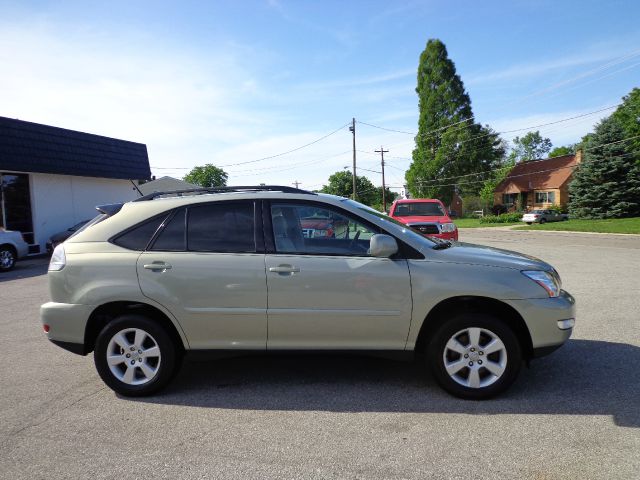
[94, 314, 180, 396]
[539, 218, 546, 224]
[0, 246, 17, 271]
[427, 314, 522, 399]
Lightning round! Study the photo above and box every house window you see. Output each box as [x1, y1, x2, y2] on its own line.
[535, 191, 556, 204]
[502, 193, 518, 205]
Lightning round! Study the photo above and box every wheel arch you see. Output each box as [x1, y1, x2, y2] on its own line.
[84, 301, 187, 355]
[414, 296, 533, 359]
[0, 243, 17, 256]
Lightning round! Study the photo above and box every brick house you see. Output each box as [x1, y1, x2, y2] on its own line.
[493, 152, 581, 211]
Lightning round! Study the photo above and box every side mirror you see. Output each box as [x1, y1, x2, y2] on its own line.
[369, 234, 398, 258]
[448, 210, 458, 218]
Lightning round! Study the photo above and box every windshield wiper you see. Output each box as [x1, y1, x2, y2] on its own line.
[432, 240, 452, 250]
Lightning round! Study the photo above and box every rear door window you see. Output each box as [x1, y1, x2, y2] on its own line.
[187, 202, 255, 252]
[150, 209, 186, 251]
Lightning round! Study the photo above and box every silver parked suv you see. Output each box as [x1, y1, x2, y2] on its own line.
[41, 186, 575, 399]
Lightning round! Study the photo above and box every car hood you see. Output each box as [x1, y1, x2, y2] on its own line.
[392, 215, 451, 224]
[424, 241, 554, 271]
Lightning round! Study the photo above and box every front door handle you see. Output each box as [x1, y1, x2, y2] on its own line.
[143, 262, 172, 271]
[269, 265, 300, 274]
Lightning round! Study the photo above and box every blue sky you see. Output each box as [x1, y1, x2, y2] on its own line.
[1, 0, 639, 191]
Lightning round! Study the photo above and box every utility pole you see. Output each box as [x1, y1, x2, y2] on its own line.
[292, 180, 301, 189]
[349, 118, 357, 200]
[375, 146, 389, 212]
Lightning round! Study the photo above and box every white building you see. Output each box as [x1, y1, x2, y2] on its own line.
[0, 116, 151, 254]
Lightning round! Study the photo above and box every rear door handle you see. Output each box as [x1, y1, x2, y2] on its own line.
[269, 265, 300, 274]
[143, 262, 172, 271]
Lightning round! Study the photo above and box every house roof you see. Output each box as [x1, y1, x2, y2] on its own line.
[0, 116, 151, 180]
[138, 176, 199, 195]
[494, 154, 578, 194]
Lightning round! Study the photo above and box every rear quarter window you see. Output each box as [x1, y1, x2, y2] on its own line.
[112, 215, 167, 251]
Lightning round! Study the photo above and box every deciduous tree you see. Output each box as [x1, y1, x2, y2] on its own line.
[508, 131, 552, 162]
[183, 164, 228, 188]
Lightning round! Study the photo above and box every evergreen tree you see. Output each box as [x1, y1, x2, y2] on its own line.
[406, 39, 503, 202]
[569, 116, 640, 218]
[611, 88, 640, 163]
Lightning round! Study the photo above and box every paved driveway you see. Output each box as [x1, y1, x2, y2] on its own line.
[1, 231, 639, 479]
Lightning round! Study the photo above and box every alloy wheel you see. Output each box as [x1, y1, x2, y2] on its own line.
[442, 327, 507, 389]
[106, 328, 162, 385]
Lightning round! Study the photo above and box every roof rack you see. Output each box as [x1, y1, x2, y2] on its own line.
[133, 185, 317, 202]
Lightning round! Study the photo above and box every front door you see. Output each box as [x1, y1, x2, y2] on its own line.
[265, 201, 412, 350]
[137, 202, 267, 349]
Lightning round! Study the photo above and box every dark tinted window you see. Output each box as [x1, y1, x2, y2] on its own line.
[151, 209, 186, 251]
[113, 215, 166, 251]
[187, 202, 255, 252]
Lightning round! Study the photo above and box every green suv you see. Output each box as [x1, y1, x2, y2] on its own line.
[41, 186, 575, 399]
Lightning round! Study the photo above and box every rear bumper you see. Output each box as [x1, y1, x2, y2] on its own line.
[40, 302, 93, 355]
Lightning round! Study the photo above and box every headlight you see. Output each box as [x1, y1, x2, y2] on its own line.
[522, 270, 560, 297]
[440, 222, 456, 233]
[49, 244, 66, 271]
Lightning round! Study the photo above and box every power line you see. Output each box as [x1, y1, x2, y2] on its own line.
[218, 122, 351, 167]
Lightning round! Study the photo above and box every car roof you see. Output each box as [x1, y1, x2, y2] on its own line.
[393, 198, 443, 204]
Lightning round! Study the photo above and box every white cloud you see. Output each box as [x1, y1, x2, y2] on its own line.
[0, 20, 268, 167]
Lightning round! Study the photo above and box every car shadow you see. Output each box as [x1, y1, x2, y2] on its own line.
[0, 257, 49, 282]
[129, 339, 639, 428]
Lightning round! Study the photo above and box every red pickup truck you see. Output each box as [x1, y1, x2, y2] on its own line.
[389, 198, 458, 241]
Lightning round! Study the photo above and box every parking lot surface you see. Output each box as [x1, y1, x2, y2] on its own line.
[1, 230, 639, 479]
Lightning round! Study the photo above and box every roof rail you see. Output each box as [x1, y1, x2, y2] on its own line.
[132, 185, 316, 202]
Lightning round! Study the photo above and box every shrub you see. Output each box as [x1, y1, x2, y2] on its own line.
[479, 212, 522, 224]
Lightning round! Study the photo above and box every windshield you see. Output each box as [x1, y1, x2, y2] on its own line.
[340, 199, 437, 246]
[393, 201, 445, 217]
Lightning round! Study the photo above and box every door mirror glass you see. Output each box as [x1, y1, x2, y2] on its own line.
[369, 234, 398, 258]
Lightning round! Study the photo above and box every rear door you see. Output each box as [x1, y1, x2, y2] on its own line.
[264, 201, 412, 350]
[136, 201, 267, 350]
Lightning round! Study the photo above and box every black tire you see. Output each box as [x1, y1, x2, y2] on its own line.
[94, 314, 180, 396]
[539, 218, 546, 224]
[526, 222, 532, 225]
[427, 313, 522, 400]
[0, 246, 17, 272]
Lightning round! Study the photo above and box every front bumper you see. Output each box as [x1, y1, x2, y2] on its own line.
[426, 231, 458, 241]
[506, 289, 575, 355]
[40, 302, 94, 355]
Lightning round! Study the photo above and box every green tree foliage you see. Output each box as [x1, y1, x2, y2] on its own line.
[611, 88, 640, 162]
[548, 145, 575, 157]
[183, 164, 228, 187]
[479, 158, 515, 206]
[406, 39, 504, 203]
[569, 115, 640, 218]
[508, 131, 552, 162]
[320, 170, 388, 207]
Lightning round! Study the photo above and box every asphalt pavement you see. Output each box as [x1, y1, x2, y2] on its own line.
[1, 230, 639, 479]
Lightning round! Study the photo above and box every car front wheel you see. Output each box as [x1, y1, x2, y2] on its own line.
[0, 246, 17, 271]
[428, 314, 522, 399]
[94, 314, 179, 396]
